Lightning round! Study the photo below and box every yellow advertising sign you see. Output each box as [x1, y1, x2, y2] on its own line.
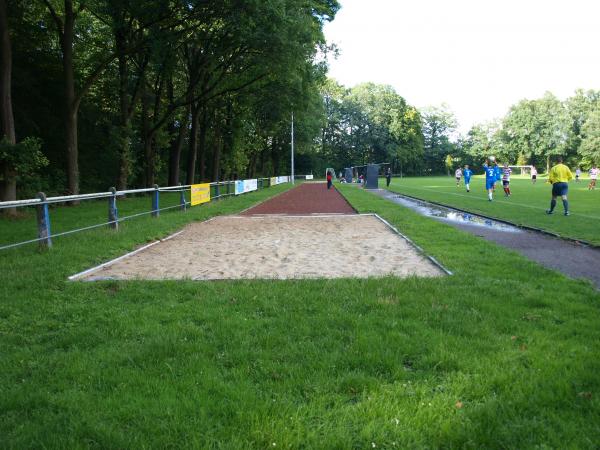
[190, 183, 211, 206]
[270, 177, 277, 186]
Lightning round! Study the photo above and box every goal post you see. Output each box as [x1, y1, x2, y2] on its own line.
[508, 165, 533, 176]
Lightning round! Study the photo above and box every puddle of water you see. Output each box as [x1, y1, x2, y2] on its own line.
[386, 194, 522, 233]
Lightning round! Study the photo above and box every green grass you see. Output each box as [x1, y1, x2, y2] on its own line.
[1, 183, 599, 448]
[0, 184, 237, 248]
[385, 175, 600, 245]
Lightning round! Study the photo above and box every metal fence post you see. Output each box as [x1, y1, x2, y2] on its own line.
[152, 184, 159, 217]
[36, 192, 52, 249]
[179, 183, 186, 211]
[215, 181, 220, 201]
[108, 187, 118, 230]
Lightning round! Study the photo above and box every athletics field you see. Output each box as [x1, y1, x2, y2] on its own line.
[1, 182, 599, 448]
[387, 175, 600, 245]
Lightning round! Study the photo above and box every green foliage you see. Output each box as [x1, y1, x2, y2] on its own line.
[0, 136, 47, 178]
[318, 80, 422, 175]
[421, 104, 458, 174]
[579, 108, 600, 166]
[9, 0, 340, 194]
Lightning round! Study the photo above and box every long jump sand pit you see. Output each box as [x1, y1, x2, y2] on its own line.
[73, 214, 445, 281]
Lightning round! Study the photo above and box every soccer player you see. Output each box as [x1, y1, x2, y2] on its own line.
[531, 165, 538, 184]
[483, 158, 497, 201]
[326, 170, 333, 189]
[589, 165, 598, 190]
[463, 165, 473, 192]
[501, 163, 512, 197]
[455, 167, 462, 187]
[546, 157, 573, 216]
[575, 167, 581, 182]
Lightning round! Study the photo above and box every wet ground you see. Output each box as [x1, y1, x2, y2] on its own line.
[372, 189, 600, 289]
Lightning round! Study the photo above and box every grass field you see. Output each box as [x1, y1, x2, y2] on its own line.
[1, 183, 600, 448]
[386, 175, 600, 245]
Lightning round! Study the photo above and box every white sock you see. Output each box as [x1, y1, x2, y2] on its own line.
[466, 183, 470, 190]
[488, 192, 493, 200]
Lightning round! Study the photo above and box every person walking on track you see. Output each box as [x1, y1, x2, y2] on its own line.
[546, 157, 574, 216]
[326, 171, 333, 190]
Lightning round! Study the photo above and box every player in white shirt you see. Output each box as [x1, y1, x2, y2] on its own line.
[575, 168, 581, 182]
[530, 166, 538, 184]
[589, 166, 599, 190]
[501, 163, 512, 197]
[455, 168, 462, 187]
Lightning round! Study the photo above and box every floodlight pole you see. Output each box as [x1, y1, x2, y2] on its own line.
[291, 112, 295, 185]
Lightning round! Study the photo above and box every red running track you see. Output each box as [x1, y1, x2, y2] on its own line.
[242, 183, 356, 215]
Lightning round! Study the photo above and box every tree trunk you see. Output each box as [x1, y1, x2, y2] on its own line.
[167, 110, 187, 186]
[0, 0, 16, 214]
[211, 138, 221, 182]
[185, 104, 200, 185]
[168, 81, 189, 186]
[61, 1, 80, 197]
[116, 32, 131, 191]
[198, 108, 208, 182]
[141, 84, 153, 186]
[271, 138, 279, 175]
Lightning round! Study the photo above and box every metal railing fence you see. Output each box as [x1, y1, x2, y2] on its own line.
[0, 177, 294, 251]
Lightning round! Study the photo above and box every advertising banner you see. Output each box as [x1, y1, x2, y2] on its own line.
[270, 177, 277, 186]
[235, 179, 258, 195]
[305, 174, 314, 180]
[275, 176, 289, 184]
[190, 183, 211, 206]
[235, 180, 245, 195]
[244, 179, 258, 193]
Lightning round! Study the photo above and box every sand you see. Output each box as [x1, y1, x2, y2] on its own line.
[75, 215, 445, 281]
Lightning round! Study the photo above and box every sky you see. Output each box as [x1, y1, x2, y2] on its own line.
[323, 0, 600, 133]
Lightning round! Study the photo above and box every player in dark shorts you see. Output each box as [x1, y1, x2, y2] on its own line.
[501, 163, 512, 197]
[546, 157, 573, 216]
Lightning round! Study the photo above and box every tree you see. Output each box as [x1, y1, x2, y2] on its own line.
[421, 104, 458, 174]
[444, 154, 453, 176]
[579, 108, 600, 166]
[0, 0, 16, 209]
[502, 92, 569, 173]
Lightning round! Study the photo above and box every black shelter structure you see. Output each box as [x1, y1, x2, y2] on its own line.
[345, 163, 390, 189]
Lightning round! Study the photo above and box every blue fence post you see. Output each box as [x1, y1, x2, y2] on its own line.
[179, 183, 186, 211]
[36, 192, 52, 249]
[215, 182, 220, 201]
[108, 187, 118, 230]
[152, 184, 159, 218]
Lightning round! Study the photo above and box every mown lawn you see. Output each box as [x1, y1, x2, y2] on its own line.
[386, 175, 600, 245]
[1, 183, 599, 449]
[0, 183, 237, 249]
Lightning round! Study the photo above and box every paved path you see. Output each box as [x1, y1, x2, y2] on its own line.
[372, 189, 600, 289]
[242, 183, 356, 215]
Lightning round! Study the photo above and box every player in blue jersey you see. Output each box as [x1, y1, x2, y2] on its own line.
[483, 157, 497, 201]
[463, 165, 473, 192]
[494, 162, 502, 191]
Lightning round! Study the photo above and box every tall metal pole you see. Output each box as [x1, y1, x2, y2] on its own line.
[291, 112, 295, 185]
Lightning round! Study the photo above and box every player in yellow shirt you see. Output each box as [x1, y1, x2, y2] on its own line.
[546, 157, 574, 216]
